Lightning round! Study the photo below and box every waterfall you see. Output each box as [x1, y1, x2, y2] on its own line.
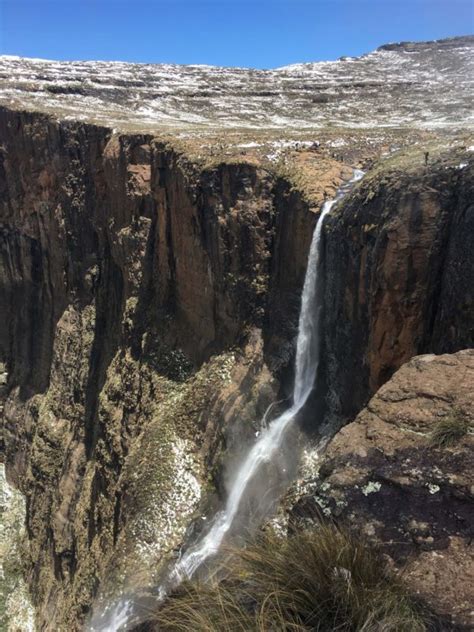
[89, 168, 364, 631]
[168, 169, 364, 583]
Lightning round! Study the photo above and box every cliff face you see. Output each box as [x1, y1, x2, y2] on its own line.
[322, 150, 474, 423]
[0, 107, 319, 629]
[1, 103, 473, 631]
[0, 108, 282, 390]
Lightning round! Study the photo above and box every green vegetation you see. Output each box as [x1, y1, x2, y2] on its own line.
[154, 524, 430, 631]
[430, 412, 471, 447]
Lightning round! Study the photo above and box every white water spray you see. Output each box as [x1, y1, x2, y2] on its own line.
[90, 169, 364, 631]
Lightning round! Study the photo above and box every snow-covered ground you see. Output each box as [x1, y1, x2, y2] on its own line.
[0, 36, 472, 132]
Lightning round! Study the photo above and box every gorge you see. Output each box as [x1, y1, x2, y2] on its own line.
[92, 169, 365, 631]
[0, 36, 473, 632]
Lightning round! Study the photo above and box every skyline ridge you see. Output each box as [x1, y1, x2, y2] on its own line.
[2, 0, 472, 68]
[1, 33, 472, 71]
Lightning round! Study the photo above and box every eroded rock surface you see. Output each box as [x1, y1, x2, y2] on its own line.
[291, 350, 474, 629]
[0, 464, 35, 631]
[322, 147, 474, 422]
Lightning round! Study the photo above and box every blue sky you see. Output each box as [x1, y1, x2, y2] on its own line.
[0, 0, 472, 68]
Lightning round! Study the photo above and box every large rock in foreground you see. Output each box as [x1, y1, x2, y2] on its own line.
[292, 350, 474, 629]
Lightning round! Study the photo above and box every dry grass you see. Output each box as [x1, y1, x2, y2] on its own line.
[153, 524, 431, 631]
[430, 412, 471, 447]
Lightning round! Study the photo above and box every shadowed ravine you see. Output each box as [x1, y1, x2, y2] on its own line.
[88, 170, 364, 632]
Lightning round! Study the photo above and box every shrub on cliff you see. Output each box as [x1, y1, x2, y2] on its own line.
[154, 524, 430, 631]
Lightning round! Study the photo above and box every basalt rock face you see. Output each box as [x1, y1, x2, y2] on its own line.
[1, 102, 473, 631]
[0, 108, 280, 380]
[322, 151, 474, 424]
[291, 350, 474, 629]
[0, 106, 319, 629]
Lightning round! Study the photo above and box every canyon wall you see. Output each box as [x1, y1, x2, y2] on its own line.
[0, 107, 316, 629]
[0, 105, 472, 630]
[322, 150, 473, 424]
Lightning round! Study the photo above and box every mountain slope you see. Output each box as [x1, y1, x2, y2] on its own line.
[1, 36, 472, 132]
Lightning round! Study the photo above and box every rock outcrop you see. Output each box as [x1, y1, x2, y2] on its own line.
[321, 148, 474, 423]
[291, 350, 474, 629]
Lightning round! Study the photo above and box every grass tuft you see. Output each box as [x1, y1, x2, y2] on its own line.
[430, 412, 471, 447]
[153, 524, 431, 631]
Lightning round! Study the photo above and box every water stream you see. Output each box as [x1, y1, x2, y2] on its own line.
[90, 168, 364, 631]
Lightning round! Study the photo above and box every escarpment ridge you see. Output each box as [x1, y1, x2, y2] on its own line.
[1, 36, 473, 131]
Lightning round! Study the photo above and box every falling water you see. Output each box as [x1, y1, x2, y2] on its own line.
[90, 169, 364, 631]
[168, 169, 364, 583]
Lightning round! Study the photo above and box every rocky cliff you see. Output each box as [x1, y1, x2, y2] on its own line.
[0, 105, 324, 629]
[0, 40, 473, 632]
[289, 350, 474, 629]
[320, 147, 474, 425]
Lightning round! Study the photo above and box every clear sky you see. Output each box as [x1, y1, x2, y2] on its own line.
[0, 0, 472, 68]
